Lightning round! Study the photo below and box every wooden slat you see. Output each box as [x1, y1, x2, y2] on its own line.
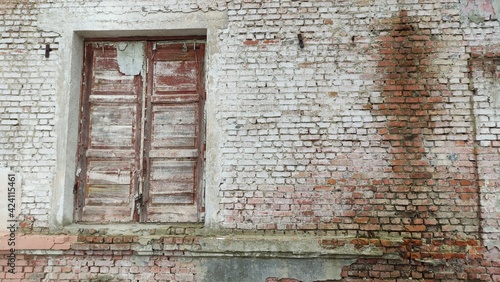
[81, 159, 133, 222]
[86, 160, 132, 185]
[150, 194, 194, 204]
[94, 57, 119, 70]
[81, 206, 131, 222]
[150, 159, 195, 184]
[89, 104, 137, 148]
[148, 159, 196, 204]
[93, 45, 117, 57]
[151, 93, 199, 103]
[154, 44, 197, 61]
[86, 185, 130, 202]
[89, 95, 137, 103]
[146, 205, 198, 223]
[86, 149, 136, 159]
[92, 72, 137, 94]
[153, 61, 198, 92]
[150, 103, 198, 148]
[148, 148, 198, 158]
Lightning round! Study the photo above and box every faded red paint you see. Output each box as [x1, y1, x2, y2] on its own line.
[144, 41, 205, 223]
[463, 0, 497, 15]
[76, 42, 141, 222]
[77, 39, 205, 223]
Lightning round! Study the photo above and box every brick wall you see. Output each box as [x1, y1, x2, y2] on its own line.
[469, 47, 500, 245]
[1, 0, 499, 281]
[0, 0, 57, 232]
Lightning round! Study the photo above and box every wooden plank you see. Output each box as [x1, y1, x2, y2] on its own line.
[151, 94, 199, 103]
[153, 61, 197, 92]
[86, 149, 136, 159]
[148, 148, 198, 158]
[86, 160, 132, 185]
[146, 205, 198, 223]
[148, 159, 196, 205]
[85, 160, 132, 201]
[86, 185, 131, 201]
[150, 168, 194, 183]
[150, 103, 198, 148]
[94, 57, 118, 70]
[91, 45, 139, 94]
[81, 206, 131, 222]
[92, 45, 117, 57]
[150, 159, 195, 182]
[154, 44, 197, 61]
[149, 182, 194, 195]
[91, 77, 137, 94]
[89, 104, 137, 148]
[89, 95, 137, 104]
[150, 193, 194, 204]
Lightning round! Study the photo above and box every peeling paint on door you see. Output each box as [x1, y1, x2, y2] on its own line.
[116, 41, 145, 76]
[77, 39, 205, 223]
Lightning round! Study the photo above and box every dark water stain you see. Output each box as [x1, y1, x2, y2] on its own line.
[372, 10, 442, 222]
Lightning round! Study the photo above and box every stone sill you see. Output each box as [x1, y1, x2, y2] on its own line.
[1, 230, 404, 260]
[61, 223, 205, 236]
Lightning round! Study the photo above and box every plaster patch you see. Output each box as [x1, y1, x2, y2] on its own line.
[486, 80, 500, 108]
[130, 255, 149, 266]
[116, 41, 145, 76]
[494, 0, 500, 18]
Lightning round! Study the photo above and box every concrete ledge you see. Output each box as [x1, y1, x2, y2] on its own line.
[1, 231, 403, 260]
[193, 236, 402, 259]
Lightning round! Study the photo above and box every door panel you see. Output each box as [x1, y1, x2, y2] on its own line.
[144, 41, 205, 223]
[77, 39, 205, 223]
[77, 41, 144, 222]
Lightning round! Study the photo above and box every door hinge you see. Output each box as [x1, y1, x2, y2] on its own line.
[131, 192, 143, 222]
[134, 193, 143, 204]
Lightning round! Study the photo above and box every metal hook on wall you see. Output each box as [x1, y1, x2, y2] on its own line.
[297, 33, 304, 49]
[45, 44, 53, 58]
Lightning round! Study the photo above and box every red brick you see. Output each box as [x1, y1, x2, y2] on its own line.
[243, 40, 259, 46]
[404, 225, 426, 232]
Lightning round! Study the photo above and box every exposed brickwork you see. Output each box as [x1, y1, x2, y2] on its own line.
[1, 254, 198, 281]
[0, 234, 499, 280]
[0, 0, 58, 232]
[1, 0, 500, 281]
[469, 48, 500, 244]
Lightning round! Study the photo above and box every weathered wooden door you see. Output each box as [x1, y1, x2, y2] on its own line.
[76, 39, 205, 223]
[143, 41, 205, 222]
